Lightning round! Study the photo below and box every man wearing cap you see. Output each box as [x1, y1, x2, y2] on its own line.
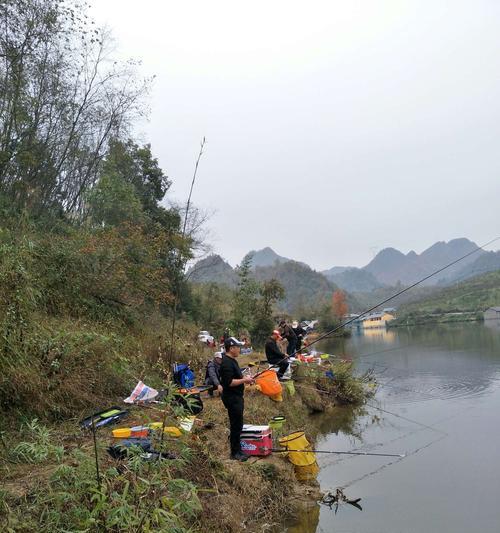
[220, 337, 255, 461]
[265, 329, 290, 380]
[204, 352, 223, 396]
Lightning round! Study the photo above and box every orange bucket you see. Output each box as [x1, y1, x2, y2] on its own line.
[255, 370, 282, 397]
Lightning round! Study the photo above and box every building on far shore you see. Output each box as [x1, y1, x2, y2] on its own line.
[484, 307, 500, 321]
[358, 311, 396, 329]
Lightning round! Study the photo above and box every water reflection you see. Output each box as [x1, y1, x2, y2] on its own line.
[285, 504, 320, 533]
[287, 322, 500, 533]
[357, 327, 396, 342]
[484, 317, 500, 331]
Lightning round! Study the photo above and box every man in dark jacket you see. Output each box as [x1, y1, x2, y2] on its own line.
[204, 352, 223, 396]
[292, 321, 307, 352]
[220, 337, 254, 461]
[265, 329, 289, 379]
[279, 320, 297, 356]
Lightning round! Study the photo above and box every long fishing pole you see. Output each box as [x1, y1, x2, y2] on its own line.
[158, 138, 206, 460]
[133, 140, 207, 533]
[254, 236, 500, 378]
[271, 448, 405, 458]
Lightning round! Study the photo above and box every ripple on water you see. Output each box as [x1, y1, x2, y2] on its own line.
[378, 373, 494, 405]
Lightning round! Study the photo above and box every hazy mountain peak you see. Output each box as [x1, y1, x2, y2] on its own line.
[187, 254, 238, 286]
[322, 265, 354, 276]
[421, 238, 477, 257]
[363, 238, 485, 286]
[246, 247, 292, 269]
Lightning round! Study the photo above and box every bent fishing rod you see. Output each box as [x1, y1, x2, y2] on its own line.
[255, 235, 500, 378]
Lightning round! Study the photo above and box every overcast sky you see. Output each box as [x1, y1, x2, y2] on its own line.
[90, 0, 500, 270]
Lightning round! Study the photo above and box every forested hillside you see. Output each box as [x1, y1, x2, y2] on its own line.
[0, 2, 312, 530]
[395, 270, 500, 319]
[0, 0, 195, 416]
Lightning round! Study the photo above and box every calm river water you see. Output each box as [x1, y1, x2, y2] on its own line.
[285, 320, 500, 533]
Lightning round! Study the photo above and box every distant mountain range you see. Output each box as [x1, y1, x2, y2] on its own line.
[362, 238, 483, 286]
[189, 252, 344, 314]
[323, 238, 497, 290]
[188, 239, 500, 311]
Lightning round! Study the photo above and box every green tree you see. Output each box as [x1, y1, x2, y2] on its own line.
[0, 0, 150, 215]
[102, 139, 180, 230]
[229, 253, 259, 334]
[250, 279, 285, 346]
[85, 171, 144, 227]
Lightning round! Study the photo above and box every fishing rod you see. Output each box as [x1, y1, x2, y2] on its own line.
[271, 448, 405, 458]
[365, 401, 447, 435]
[254, 236, 500, 378]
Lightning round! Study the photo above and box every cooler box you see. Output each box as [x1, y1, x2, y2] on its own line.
[240, 424, 272, 456]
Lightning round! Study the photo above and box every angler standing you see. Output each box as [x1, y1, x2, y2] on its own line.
[292, 321, 307, 352]
[279, 320, 298, 356]
[204, 351, 223, 396]
[220, 337, 255, 461]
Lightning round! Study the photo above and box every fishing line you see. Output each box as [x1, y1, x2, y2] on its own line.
[338, 432, 449, 490]
[374, 379, 443, 401]
[355, 343, 417, 360]
[319, 395, 472, 469]
[319, 423, 430, 470]
[319, 399, 470, 475]
[290, 356, 440, 403]
[290, 377, 446, 433]
[256, 236, 500, 380]
[308, 338, 485, 402]
[250, 240, 498, 499]
[365, 402, 447, 435]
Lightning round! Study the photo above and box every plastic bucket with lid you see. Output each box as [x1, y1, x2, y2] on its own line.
[269, 420, 280, 430]
[255, 370, 282, 397]
[269, 415, 286, 429]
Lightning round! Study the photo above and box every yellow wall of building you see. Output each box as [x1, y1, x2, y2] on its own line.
[361, 313, 395, 328]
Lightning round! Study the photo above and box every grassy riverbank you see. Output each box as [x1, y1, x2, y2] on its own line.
[0, 219, 371, 532]
[1, 353, 368, 532]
